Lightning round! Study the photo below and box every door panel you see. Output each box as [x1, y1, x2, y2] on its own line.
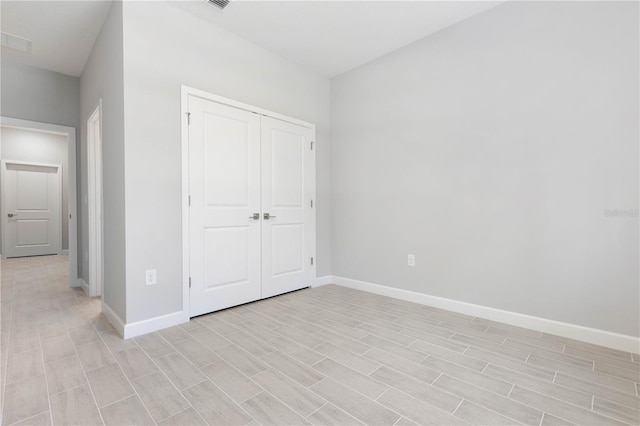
[261, 117, 313, 298]
[3, 161, 62, 258]
[17, 220, 49, 246]
[271, 224, 304, 276]
[204, 226, 250, 288]
[189, 96, 262, 317]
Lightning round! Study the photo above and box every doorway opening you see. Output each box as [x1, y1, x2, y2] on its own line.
[0, 117, 78, 289]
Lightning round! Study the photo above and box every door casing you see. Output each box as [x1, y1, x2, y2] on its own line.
[87, 101, 104, 298]
[180, 85, 316, 318]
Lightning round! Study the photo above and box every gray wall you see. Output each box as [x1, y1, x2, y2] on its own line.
[79, 1, 126, 320]
[121, 1, 331, 323]
[331, 1, 639, 337]
[1, 127, 69, 250]
[0, 61, 80, 253]
[1, 61, 80, 131]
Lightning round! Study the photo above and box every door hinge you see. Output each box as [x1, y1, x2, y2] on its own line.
[189, 277, 191, 288]
[310, 199, 313, 208]
[310, 141, 314, 150]
[311, 257, 314, 266]
[188, 195, 191, 206]
[186, 112, 191, 125]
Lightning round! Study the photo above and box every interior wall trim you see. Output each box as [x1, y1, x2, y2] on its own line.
[330, 275, 640, 354]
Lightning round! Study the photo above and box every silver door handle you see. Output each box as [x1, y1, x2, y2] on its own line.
[249, 213, 259, 220]
[7, 213, 17, 218]
[263, 213, 276, 220]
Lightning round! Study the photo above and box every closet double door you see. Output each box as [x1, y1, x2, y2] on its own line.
[188, 95, 315, 317]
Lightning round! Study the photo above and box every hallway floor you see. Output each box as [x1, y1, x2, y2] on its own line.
[1, 255, 639, 425]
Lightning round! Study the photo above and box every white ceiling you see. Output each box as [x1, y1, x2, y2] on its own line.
[175, 1, 503, 77]
[1, 1, 112, 77]
[0, 1, 502, 79]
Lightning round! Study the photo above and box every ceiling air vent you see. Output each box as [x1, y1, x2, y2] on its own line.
[1, 32, 32, 54]
[208, 0, 230, 10]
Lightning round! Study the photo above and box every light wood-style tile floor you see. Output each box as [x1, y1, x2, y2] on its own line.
[1, 255, 639, 425]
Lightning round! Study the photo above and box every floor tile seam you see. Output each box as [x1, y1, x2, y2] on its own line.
[307, 356, 389, 397]
[373, 385, 454, 425]
[70, 335, 103, 350]
[526, 353, 639, 388]
[164, 406, 207, 425]
[432, 371, 542, 414]
[555, 369, 640, 399]
[188, 321, 236, 349]
[3, 410, 50, 426]
[591, 401, 640, 426]
[303, 401, 329, 420]
[249, 386, 324, 421]
[203, 355, 269, 400]
[36, 303, 56, 426]
[503, 339, 594, 364]
[374, 375, 470, 422]
[96, 332, 158, 424]
[0, 276, 17, 426]
[360, 333, 432, 364]
[506, 383, 635, 426]
[150, 330, 266, 422]
[314, 378, 403, 425]
[186, 376, 259, 424]
[127, 337, 207, 421]
[592, 359, 640, 375]
[306, 341, 377, 370]
[485, 361, 614, 408]
[562, 344, 637, 364]
[64, 318, 106, 425]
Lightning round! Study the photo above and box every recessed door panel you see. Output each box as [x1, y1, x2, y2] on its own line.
[271, 130, 304, 208]
[204, 114, 250, 207]
[272, 224, 303, 276]
[2, 161, 62, 258]
[204, 227, 249, 289]
[17, 171, 49, 210]
[16, 220, 49, 246]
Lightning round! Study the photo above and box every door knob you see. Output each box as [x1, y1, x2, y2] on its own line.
[7, 213, 17, 218]
[263, 213, 276, 220]
[249, 213, 259, 220]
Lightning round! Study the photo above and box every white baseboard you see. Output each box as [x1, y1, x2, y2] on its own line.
[313, 275, 333, 287]
[101, 301, 126, 337]
[60, 249, 69, 256]
[123, 311, 188, 339]
[77, 278, 89, 295]
[332, 275, 640, 354]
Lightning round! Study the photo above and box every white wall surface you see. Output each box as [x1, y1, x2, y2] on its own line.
[331, 1, 639, 337]
[121, 1, 331, 323]
[0, 127, 69, 250]
[80, 1, 126, 320]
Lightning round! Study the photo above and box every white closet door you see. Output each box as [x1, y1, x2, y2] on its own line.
[188, 96, 262, 317]
[261, 116, 314, 298]
[2, 161, 62, 258]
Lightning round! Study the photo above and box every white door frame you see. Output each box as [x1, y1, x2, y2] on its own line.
[180, 85, 317, 319]
[0, 117, 78, 288]
[87, 101, 104, 298]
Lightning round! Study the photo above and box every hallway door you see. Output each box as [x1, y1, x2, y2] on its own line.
[2, 160, 62, 258]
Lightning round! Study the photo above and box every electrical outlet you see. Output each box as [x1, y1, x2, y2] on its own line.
[145, 269, 157, 286]
[408, 254, 415, 267]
